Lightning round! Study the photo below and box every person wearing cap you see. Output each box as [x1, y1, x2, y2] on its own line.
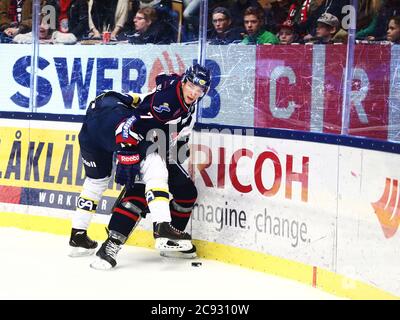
[208, 6, 242, 45]
[241, 6, 279, 45]
[306, 12, 340, 44]
[278, 19, 299, 44]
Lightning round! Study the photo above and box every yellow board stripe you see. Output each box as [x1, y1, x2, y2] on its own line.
[0, 211, 397, 300]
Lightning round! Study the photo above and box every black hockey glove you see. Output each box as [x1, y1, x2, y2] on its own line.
[115, 150, 141, 187]
[176, 137, 190, 164]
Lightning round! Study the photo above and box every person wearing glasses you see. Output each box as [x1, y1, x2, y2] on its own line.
[117, 7, 173, 43]
[207, 7, 243, 45]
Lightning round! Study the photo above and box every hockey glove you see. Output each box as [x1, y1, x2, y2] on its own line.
[115, 150, 141, 187]
[127, 92, 141, 107]
[176, 137, 190, 164]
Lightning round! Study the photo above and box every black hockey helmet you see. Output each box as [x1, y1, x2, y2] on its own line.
[182, 63, 211, 95]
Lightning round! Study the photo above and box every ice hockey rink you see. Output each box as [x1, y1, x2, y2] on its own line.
[0, 228, 341, 300]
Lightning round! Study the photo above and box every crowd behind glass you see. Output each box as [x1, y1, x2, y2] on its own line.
[0, 0, 399, 45]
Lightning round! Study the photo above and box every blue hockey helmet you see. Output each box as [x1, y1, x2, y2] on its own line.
[182, 64, 211, 95]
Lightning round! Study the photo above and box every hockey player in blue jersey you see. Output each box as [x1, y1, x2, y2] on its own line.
[69, 64, 211, 264]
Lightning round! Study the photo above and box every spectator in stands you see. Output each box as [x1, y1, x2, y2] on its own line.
[386, 15, 400, 43]
[278, 19, 299, 44]
[0, 1, 8, 26]
[269, 0, 296, 32]
[357, 0, 381, 33]
[362, 0, 400, 41]
[138, 0, 174, 22]
[241, 6, 279, 44]
[45, 0, 90, 41]
[227, 0, 260, 29]
[1, 0, 33, 39]
[139, 0, 171, 13]
[136, 0, 177, 42]
[0, 26, 13, 42]
[356, 0, 382, 40]
[118, 7, 173, 43]
[89, 0, 129, 40]
[305, 12, 340, 43]
[376, 0, 400, 37]
[182, 0, 200, 34]
[208, 6, 242, 44]
[299, 0, 348, 41]
[13, 12, 78, 44]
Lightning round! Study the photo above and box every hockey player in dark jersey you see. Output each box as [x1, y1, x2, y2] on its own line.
[69, 64, 211, 262]
[90, 136, 198, 269]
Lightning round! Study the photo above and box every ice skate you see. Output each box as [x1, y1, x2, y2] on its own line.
[160, 241, 197, 259]
[69, 228, 98, 257]
[90, 230, 126, 270]
[154, 222, 193, 251]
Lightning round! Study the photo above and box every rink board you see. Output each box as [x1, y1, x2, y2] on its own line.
[0, 44, 400, 141]
[0, 119, 399, 299]
[0, 44, 255, 127]
[189, 130, 400, 297]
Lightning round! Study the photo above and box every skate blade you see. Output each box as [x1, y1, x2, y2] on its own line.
[90, 257, 114, 270]
[155, 238, 192, 251]
[69, 247, 96, 257]
[160, 251, 197, 259]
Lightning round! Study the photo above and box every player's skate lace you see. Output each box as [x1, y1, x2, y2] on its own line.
[170, 224, 187, 235]
[104, 239, 122, 260]
[154, 222, 191, 241]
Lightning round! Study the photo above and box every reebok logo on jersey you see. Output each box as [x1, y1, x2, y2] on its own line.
[371, 178, 400, 238]
[153, 103, 171, 113]
[119, 154, 140, 164]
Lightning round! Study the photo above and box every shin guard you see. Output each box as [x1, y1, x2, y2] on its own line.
[108, 185, 147, 238]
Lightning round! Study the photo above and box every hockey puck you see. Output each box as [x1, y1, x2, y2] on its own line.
[191, 262, 202, 267]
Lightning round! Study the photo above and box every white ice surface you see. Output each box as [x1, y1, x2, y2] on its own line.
[0, 228, 342, 300]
